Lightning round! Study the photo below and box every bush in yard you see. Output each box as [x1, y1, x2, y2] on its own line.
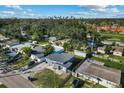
[44, 44, 54, 55]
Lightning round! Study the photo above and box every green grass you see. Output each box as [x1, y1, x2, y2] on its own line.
[0, 84, 7, 88]
[100, 32, 124, 42]
[32, 69, 66, 88]
[63, 76, 106, 88]
[109, 55, 124, 63]
[37, 41, 48, 46]
[63, 76, 76, 88]
[82, 80, 106, 88]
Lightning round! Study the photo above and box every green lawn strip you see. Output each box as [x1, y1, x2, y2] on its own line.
[0, 84, 7, 88]
[63, 76, 76, 88]
[100, 32, 124, 42]
[82, 80, 106, 88]
[109, 55, 124, 62]
[32, 69, 67, 88]
[93, 83, 106, 88]
[37, 41, 48, 46]
[92, 56, 124, 72]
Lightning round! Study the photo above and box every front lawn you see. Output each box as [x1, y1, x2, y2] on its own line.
[32, 69, 69, 88]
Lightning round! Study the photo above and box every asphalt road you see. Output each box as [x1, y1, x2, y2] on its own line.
[0, 75, 35, 88]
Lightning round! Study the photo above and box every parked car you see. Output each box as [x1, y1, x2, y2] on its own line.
[28, 61, 35, 67]
[72, 79, 84, 88]
[28, 76, 37, 81]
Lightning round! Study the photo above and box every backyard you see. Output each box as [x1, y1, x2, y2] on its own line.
[63, 76, 106, 88]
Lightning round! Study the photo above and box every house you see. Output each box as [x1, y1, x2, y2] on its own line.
[54, 39, 70, 46]
[45, 53, 74, 72]
[52, 45, 64, 53]
[112, 46, 124, 56]
[9, 43, 32, 53]
[101, 40, 113, 45]
[30, 46, 45, 63]
[97, 46, 106, 54]
[6, 40, 20, 48]
[97, 26, 124, 33]
[0, 35, 9, 42]
[115, 41, 124, 47]
[75, 60, 121, 88]
[74, 50, 87, 58]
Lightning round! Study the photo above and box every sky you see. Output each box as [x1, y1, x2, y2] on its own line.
[0, 5, 124, 18]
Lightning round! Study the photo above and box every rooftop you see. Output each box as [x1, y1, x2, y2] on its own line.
[31, 46, 44, 58]
[46, 53, 74, 64]
[76, 61, 121, 84]
[112, 46, 124, 52]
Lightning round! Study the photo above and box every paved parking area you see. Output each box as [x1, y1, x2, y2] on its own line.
[25, 62, 49, 73]
[0, 75, 35, 88]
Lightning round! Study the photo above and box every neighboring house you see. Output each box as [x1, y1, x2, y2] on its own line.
[54, 39, 70, 46]
[52, 45, 64, 53]
[115, 41, 124, 47]
[45, 53, 74, 72]
[75, 61, 121, 88]
[30, 46, 45, 62]
[101, 40, 113, 45]
[112, 46, 124, 56]
[97, 46, 106, 54]
[0, 35, 9, 42]
[74, 50, 87, 58]
[6, 40, 20, 48]
[9, 43, 32, 53]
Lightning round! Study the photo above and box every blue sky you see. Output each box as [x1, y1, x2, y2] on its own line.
[0, 5, 124, 18]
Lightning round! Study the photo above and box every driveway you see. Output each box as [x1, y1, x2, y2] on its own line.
[0, 75, 35, 88]
[25, 62, 49, 73]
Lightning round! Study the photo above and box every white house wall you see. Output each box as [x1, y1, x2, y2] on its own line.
[75, 72, 118, 88]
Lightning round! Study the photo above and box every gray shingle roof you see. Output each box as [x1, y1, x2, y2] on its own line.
[31, 46, 44, 58]
[46, 53, 74, 64]
[76, 61, 121, 84]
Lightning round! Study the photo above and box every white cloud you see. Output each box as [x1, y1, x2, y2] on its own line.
[0, 11, 15, 18]
[69, 11, 97, 18]
[21, 12, 47, 18]
[79, 5, 120, 14]
[5, 5, 23, 11]
[1, 11, 15, 15]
